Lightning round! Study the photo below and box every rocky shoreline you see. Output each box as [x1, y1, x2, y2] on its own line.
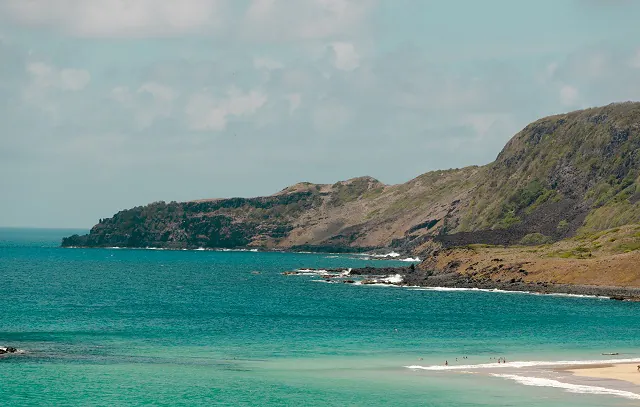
[284, 266, 640, 301]
[0, 346, 19, 355]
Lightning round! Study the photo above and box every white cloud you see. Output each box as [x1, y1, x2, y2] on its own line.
[26, 62, 90, 91]
[287, 93, 301, 115]
[463, 114, 505, 137]
[243, 0, 374, 41]
[253, 57, 284, 71]
[20, 62, 88, 121]
[22, 61, 90, 118]
[331, 42, 360, 71]
[186, 87, 268, 131]
[110, 86, 132, 105]
[246, 0, 276, 20]
[110, 82, 176, 128]
[59, 69, 91, 90]
[1, 0, 225, 37]
[559, 84, 580, 106]
[138, 82, 175, 102]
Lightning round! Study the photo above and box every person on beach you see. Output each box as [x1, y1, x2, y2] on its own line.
[445, 360, 448, 366]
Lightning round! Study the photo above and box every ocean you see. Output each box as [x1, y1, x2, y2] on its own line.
[1, 228, 640, 406]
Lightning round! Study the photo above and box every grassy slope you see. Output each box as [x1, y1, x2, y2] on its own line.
[457, 102, 640, 235]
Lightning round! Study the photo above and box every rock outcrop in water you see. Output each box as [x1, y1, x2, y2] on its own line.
[63, 103, 640, 260]
[0, 346, 19, 355]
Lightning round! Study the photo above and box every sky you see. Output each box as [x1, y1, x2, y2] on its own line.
[1, 0, 640, 228]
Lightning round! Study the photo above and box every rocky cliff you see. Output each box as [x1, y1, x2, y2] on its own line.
[63, 102, 640, 254]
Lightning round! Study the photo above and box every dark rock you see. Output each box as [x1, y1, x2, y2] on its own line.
[0, 346, 18, 355]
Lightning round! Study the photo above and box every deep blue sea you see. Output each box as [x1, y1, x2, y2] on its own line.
[2, 228, 640, 406]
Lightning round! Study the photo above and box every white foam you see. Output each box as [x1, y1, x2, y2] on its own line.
[357, 251, 402, 258]
[383, 274, 404, 284]
[359, 282, 403, 288]
[491, 374, 640, 400]
[297, 268, 329, 274]
[400, 257, 421, 262]
[408, 286, 603, 299]
[405, 358, 640, 371]
[374, 252, 401, 258]
[312, 279, 339, 284]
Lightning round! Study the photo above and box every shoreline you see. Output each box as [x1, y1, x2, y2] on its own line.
[59, 245, 411, 257]
[357, 265, 640, 301]
[563, 363, 640, 386]
[288, 266, 640, 301]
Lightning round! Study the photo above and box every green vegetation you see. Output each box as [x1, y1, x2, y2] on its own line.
[617, 241, 640, 252]
[549, 246, 592, 259]
[520, 233, 553, 246]
[329, 177, 383, 206]
[557, 220, 569, 232]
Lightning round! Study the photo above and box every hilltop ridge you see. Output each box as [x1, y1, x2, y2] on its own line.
[63, 102, 640, 258]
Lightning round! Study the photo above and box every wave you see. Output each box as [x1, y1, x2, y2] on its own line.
[297, 268, 329, 274]
[405, 357, 640, 371]
[408, 287, 603, 299]
[0, 347, 25, 355]
[383, 274, 403, 284]
[400, 257, 421, 262]
[311, 280, 340, 284]
[358, 282, 403, 288]
[356, 252, 402, 258]
[491, 374, 640, 400]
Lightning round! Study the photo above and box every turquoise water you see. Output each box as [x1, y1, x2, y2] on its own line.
[1, 228, 640, 406]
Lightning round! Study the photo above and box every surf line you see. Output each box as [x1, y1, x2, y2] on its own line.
[405, 357, 640, 371]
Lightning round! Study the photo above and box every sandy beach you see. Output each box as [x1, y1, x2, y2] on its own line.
[566, 363, 640, 385]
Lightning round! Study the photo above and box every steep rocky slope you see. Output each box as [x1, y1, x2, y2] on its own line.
[63, 102, 640, 253]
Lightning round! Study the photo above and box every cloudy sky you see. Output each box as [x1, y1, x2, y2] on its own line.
[2, 0, 640, 228]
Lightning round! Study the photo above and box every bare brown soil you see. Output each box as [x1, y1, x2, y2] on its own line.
[419, 225, 640, 287]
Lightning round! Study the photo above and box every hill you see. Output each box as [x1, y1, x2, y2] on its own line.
[62, 102, 640, 256]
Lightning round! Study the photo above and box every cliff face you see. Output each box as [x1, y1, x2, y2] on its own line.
[63, 103, 640, 253]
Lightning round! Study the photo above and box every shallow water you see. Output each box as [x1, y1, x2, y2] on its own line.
[1, 228, 639, 406]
